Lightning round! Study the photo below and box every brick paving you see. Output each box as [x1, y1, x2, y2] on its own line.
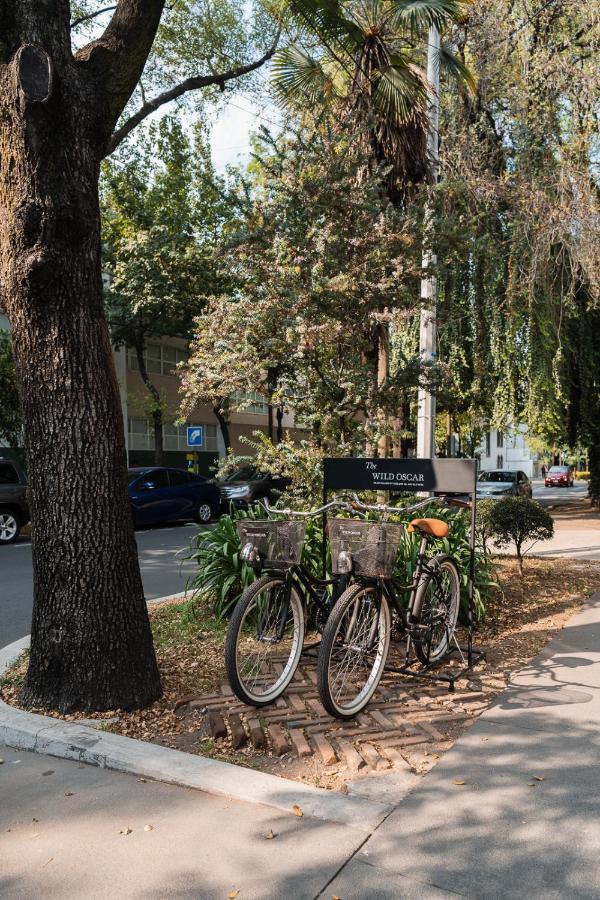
[174, 639, 501, 778]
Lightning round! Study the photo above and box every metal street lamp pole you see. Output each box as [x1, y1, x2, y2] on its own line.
[416, 24, 440, 460]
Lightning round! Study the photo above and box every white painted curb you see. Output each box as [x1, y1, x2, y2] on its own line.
[0, 636, 390, 830]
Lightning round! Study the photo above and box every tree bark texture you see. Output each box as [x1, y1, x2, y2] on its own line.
[0, 2, 163, 710]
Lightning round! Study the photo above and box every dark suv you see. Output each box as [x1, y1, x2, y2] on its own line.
[0, 457, 29, 545]
[217, 466, 291, 510]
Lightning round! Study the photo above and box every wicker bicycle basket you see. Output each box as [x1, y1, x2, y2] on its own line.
[237, 520, 306, 566]
[328, 518, 404, 578]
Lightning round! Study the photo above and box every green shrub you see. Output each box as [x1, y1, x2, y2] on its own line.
[393, 505, 497, 622]
[187, 506, 260, 620]
[475, 499, 497, 555]
[189, 502, 496, 623]
[488, 496, 554, 575]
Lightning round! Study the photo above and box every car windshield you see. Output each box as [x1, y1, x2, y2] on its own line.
[549, 466, 568, 473]
[127, 470, 148, 484]
[223, 467, 260, 482]
[478, 471, 515, 483]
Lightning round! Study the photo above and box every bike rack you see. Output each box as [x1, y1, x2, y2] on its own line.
[320, 456, 486, 692]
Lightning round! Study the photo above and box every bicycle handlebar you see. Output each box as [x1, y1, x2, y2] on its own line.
[262, 493, 471, 519]
[349, 493, 471, 515]
[261, 498, 351, 518]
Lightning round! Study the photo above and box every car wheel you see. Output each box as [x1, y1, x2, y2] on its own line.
[196, 502, 212, 524]
[0, 509, 20, 545]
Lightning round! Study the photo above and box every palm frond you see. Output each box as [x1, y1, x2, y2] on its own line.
[372, 60, 428, 126]
[438, 41, 476, 94]
[272, 45, 340, 105]
[383, 0, 468, 34]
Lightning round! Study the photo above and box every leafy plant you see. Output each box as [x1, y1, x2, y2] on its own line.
[187, 506, 260, 620]
[392, 506, 497, 622]
[489, 497, 554, 575]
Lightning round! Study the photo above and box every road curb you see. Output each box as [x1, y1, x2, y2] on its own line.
[0, 638, 391, 831]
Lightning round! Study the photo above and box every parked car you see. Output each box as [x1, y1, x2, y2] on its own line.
[128, 467, 221, 527]
[0, 457, 29, 545]
[545, 465, 574, 488]
[477, 469, 533, 499]
[217, 466, 292, 510]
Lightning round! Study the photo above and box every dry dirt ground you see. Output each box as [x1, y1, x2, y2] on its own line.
[3, 556, 599, 794]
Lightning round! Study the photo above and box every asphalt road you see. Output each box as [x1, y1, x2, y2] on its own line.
[0, 524, 199, 649]
[532, 477, 588, 505]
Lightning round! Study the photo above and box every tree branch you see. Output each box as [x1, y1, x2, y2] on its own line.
[104, 31, 280, 157]
[71, 5, 117, 29]
[75, 0, 166, 130]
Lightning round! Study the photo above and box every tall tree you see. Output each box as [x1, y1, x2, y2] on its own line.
[103, 119, 231, 465]
[0, 1, 278, 711]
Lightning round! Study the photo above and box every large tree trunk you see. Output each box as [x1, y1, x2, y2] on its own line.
[0, 4, 162, 711]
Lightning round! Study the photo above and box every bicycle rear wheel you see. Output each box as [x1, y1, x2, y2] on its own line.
[317, 582, 391, 719]
[412, 555, 461, 665]
[225, 574, 305, 706]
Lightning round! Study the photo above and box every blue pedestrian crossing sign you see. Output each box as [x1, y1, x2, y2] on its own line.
[187, 426, 204, 448]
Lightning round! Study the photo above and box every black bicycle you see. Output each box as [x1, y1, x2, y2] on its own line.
[317, 495, 468, 719]
[225, 499, 351, 707]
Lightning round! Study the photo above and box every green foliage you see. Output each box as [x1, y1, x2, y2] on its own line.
[489, 497, 554, 575]
[0, 330, 21, 454]
[475, 499, 497, 556]
[392, 506, 496, 622]
[187, 506, 260, 620]
[188, 500, 495, 622]
[181, 119, 423, 453]
[215, 432, 325, 509]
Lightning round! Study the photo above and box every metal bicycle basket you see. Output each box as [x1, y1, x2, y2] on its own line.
[328, 518, 404, 578]
[237, 520, 306, 567]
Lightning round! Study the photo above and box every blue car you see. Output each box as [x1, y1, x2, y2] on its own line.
[128, 467, 221, 527]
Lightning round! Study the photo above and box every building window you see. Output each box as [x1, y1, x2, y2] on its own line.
[128, 417, 154, 451]
[231, 390, 269, 415]
[497, 429, 504, 448]
[485, 432, 491, 456]
[127, 345, 189, 376]
[129, 419, 218, 453]
[497, 453, 504, 468]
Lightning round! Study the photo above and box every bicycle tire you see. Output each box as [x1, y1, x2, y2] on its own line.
[225, 573, 305, 706]
[317, 582, 391, 719]
[411, 554, 461, 666]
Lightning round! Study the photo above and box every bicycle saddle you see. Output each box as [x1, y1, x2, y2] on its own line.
[407, 518, 449, 538]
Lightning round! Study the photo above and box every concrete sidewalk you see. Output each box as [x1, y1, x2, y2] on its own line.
[4, 595, 600, 898]
[328, 593, 600, 899]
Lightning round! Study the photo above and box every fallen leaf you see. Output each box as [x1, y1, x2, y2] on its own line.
[119, 827, 133, 835]
[292, 804, 303, 817]
[138, 778, 147, 783]
[42, 858, 53, 868]
[64, 791, 74, 797]
[32, 818, 39, 823]
[144, 824, 154, 832]
[527, 782, 536, 787]
[533, 775, 545, 781]
[265, 829, 275, 840]
[228, 890, 240, 899]
[0, 758, 4, 764]
[452, 780, 465, 786]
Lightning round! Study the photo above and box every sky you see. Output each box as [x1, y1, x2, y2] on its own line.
[210, 89, 284, 173]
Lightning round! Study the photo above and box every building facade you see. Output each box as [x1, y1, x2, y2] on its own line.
[476, 424, 539, 478]
[0, 313, 297, 472]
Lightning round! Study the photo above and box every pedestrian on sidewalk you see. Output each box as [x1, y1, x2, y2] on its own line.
[541, 463, 547, 478]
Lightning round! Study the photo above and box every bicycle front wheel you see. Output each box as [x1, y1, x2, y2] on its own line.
[317, 583, 391, 719]
[225, 574, 305, 706]
[412, 554, 461, 666]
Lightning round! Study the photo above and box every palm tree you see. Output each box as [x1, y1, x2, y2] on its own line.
[272, 0, 473, 202]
